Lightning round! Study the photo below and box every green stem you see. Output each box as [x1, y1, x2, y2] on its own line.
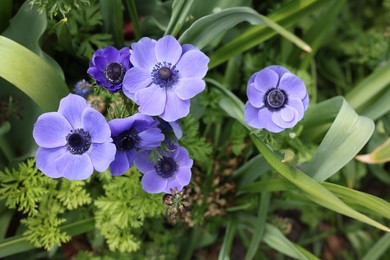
[125, 0, 141, 40]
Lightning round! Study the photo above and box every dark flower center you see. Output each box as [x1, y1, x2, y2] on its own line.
[104, 62, 125, 84]
[66, 128, 91, 155]
[264, 88, 288, 111]
[113, 129, 139, 152]
[152, 62, 179, 88]
[156, 156, 178, 178]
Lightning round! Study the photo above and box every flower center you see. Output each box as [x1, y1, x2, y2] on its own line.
[66, 128, 91, 155]
[156, 156, 178, 178]
[264, 88, 288, 111]
[113, 129, 139, 152]
[152, 62, 179, 88]
[104, 62, 125, 84]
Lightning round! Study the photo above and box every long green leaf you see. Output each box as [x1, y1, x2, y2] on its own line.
[208, 0, 326, 68]
[245, 193, 271, 260]
[218, 219, 237, 260]
[99, 0, 124, 47]
[345, 60, 390, 118]
[0, 218, 95, 258]
[301, 96, 374, 181]
[179, 7, 311, 52]
[263, 223, 311, 260]
[0, 36, 68, 112]
[362, 233, 390, 260]
[165, 0, 194, 36]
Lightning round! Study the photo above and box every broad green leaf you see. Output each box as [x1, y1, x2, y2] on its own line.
[263, 223, 312, 260]
[208, 0, 326, 68]
[210, 80, 389, 232]
[301, 97, 375, 181]
[356, 138, 390, 164]
[362, 233, 390, 260]
[179, 7, 311, 52]
[0, 36, 69, 112]
[2, 2, 64, 78]
[345, 60, 390, 120]
[0, 218, 95, 258]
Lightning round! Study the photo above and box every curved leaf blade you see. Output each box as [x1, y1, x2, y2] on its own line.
[179, 7, 311, 52]
[0, 36, 69, 112]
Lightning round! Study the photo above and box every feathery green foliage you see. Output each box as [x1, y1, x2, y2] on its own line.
[27, 0, 90, 18]
[95, 169, 164, 252]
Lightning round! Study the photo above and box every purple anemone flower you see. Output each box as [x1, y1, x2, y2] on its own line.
[74, 79, 92, 97]
[108, 113, 165, 176]
[135, 146, 193, 194]
[122, 35, 209, 122]
[244, 65, 309, 133]
[33, 94, 116, 180]
[87, 46, 131, 93]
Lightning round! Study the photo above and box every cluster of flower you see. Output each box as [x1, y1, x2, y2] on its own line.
[33, 34, 309, 194]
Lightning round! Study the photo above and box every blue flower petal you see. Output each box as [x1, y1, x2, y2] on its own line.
[244, 102, 263, 129]
[36, 146, 67, 178]
[87, 142, 116, 172]
[173, 146, 193, 168]
[135, 84, 167, 116]
[82, 107, 112, 143]
[33, 112, 72, 148]
[174, 78, 205, 100]
[268, 65, 289, 78]
[122, 67, 152, 100]
[159, 89, 190, 122]
[164, 177, 183, 193]
[246, 82, 265, 108]
[155, 35, 182, 64]
[56, 153, 93, 180]
[287, 98, 305, 121]
[175, 167, 191, 186]
[135, 151, 155, 173]
[138, 128, 164, 149]
[279, 73, 307, 99]
[130, 37, 157, 71]
[110, 151, 130, 176]
[142, 171, 167, 194]
[272, 107, 299, 129]
[176, 50, 209, 79]
[108, 117, 135, 137]
[257, 107, 284, 133]
[58, 94, 89, 129]
[254, 68, 279, 93]
[103, 46, 120, 62]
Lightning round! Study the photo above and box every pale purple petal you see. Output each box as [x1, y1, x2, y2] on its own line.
[257, 107, 284, 133]
[173, 146, 193, 168]
[87, 142, 116, 172]
[169, 121, 183, 140]
[130, 37, 157, 71]
[279, 73, 307, 99]
[82, 107, 112, 143]
[164, 177, 183, 193]
[135, 85, 167, 116]
[138, 128, 164, 149]
[288, 98, 305, 121]
[126, 149, 137, 168]
[268, 65, 289, 78]
[159, 89, 190, 122]
[56, 153, 93, 180]
[33, 112, 72, 148]
[155, 35, 182, 64]
[244, 102, 263, 129]
[58, 94, 89, 129]
[174, 78, 205, 100]
[122, 67, 152, 100]
[142, 171, 167, 194]
[182, 43, 197, 54]
[254, 68, 279, 93]
[175, 167, 192, 186]
[110, 151, 130, 176]
[36, 146, 67, 178]
[108, 117, 135, 137]
[176, 50, 210, 79]
[135, 151, 154, 173]
[247, 83, 265, 108]
[272, 107, 299, 129]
